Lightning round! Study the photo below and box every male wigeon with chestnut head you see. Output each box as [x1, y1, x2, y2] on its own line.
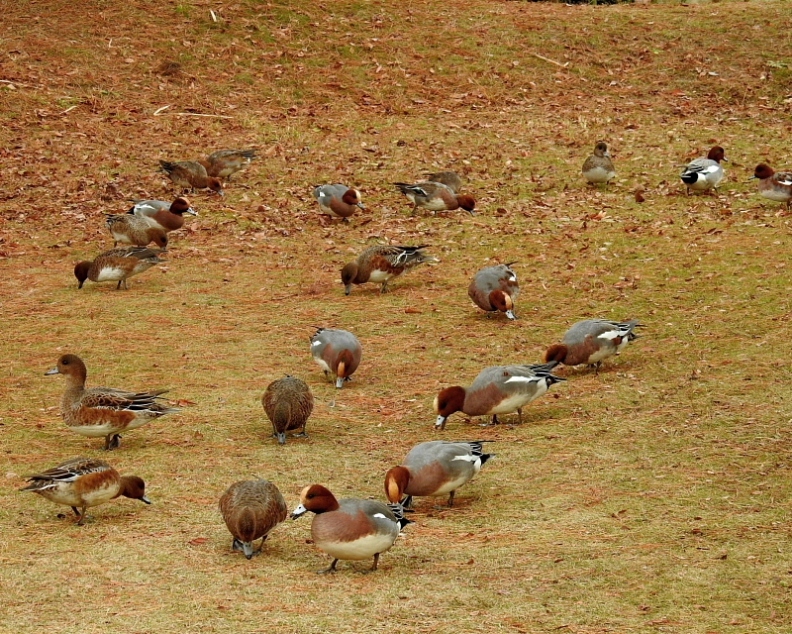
[341, 244, 438, 295]
[680, 146, 727, 195]
[394, 181, 475, 215]
[74, 246, 166, 290]
[127, 197, 197, 233]
[434, 361, 564, 430]
[45, 354, 180, 450]
[543, 319, 642, 374]
[752, 163, 792, 210]
[385, 440, 494, 509]
[291, 484, 409, 573]
[468, 262, 519, 320]
[106, 213, 169, 248]
[199, 148, 257, 180]
[219, 479, 288, 559]
[20, 456, 150, 525]
[313, 184, 365, 221]
[310, 328, 361, 388]
[160, 160, 224, 196]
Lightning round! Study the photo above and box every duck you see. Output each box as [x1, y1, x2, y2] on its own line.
[291, 484, 409, 573]
[582, 141, 616, 186]
[199, 149, 257, 180]
[45, 354, 180, 450]
[468, 263, 519, 320]
[105, 214, 169, 248]
[385, 440, 494, 509]
[424, 170, 463, 193]
[127, 197, 197, 233]
[312, 184, 365, 221]
[310, 328, 362, 389]
[752, 163, 792, 209]
[261, 376, 314, 444]
[159, 160, 224, 195]
[74, 246, 166, 290]
[543, 319, 642, 373]
[341, 244, 438, 295]
[20, 456, 150, 525]
[219, 479, 288, 559]
[394, 181, 475, 215]
[680, 146, 727, 194]
[434, 361, 564, 430]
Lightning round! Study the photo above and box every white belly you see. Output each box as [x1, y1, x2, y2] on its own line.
[68, 418, 150, 436]
[584, 167, 615, 183]
[422, 198, 448, 211]
[430, 473, 473, 496]
[313, 357, 332, 374]
[487, 384, 546, 415]
[317, 532, 396, 560]
[368, 270, 392, 283]
[761, 189, 791, 202]
[587, 346, 616, 363]
[95, 267, 126, 282]
[40, 481, 118, 508]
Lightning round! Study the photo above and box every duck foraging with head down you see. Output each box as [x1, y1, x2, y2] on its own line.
[543, 319, 642, 374]
[159, 160, 224, 196]
[74, 246, 166, 290]
[310, 328, 362, 389]
[312, 184, 365, 221]
[341, 245, 437, 295]
[395, 181, 475, 215]
[291, 484, 409, 574]
[219, 479, 288, 559]
[468, 263, 520, 320]
[20, 456, 150, 525]
[434, 362, 564, 430]
[385, 440, 494, 509]
[262, 376, 314, 444]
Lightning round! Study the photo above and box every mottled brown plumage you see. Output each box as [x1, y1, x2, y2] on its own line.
[199, 149, 257, 179]
[159, 160, 224, 195]
[219, 480, 288, 559]
[340, 245, 437, 295]
[20, 456, 150, 525]
[73, 246, 166, 290]
[45, 354, 179, 450]
[261, 376, 314, 444]
[106, 214, 169, 247]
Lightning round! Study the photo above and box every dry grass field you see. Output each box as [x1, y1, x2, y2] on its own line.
[2, 0, 792, 632]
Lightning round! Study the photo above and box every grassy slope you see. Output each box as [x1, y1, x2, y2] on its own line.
[1, 1, 791, 632]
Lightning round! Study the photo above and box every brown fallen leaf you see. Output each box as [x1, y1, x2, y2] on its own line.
[189, 537, 208, 546]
